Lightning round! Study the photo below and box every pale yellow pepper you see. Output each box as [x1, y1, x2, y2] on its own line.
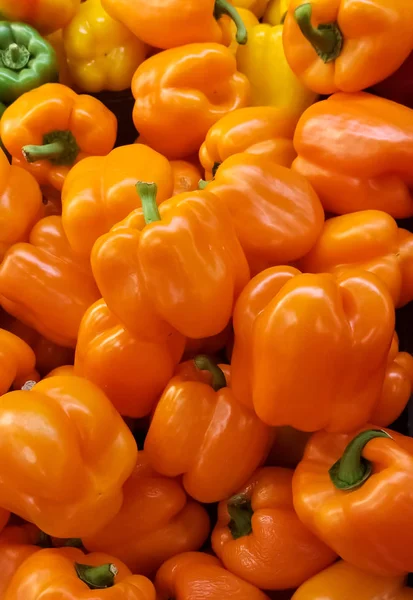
[263, 0, 290, 25]
[228, 9, 259, 55]
[62, 0, 147, 93]
[233, 0, 271, 18]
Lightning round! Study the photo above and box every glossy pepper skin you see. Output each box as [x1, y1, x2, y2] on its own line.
[0, 524, 43, 598]
[292, 92, 413, 219]
[0, 0, 80, 35]
[263, 0, 289, 25]
[62, 144, 173, 258]
[4, 547, 156, 600]
[294, 428, 413, 575]
[156, 552, 270, 600]
[292, 560, 413, 600]
[234, 0, 270, 17]
[231, 267, 395, 432]
[63, 0, 147, 93]
[83, 452, 210, 576]
[0, 216, 99, 348]
[203, 154, 324, 274]
[237, 23, 317, 117]
[171, 160, 203, 196]
[0, 329, 38, 394]
[0, 22, 58, 104]
[132, 43, 250, 160]
[75, 299, 185, 418]
[298, 210, 413, 309]
[0, 375, 137, 538]
[212, 467, 336, 590]
[145, 359, 272, 503]
[199, 106, 298, 180]
[0, 147, 43, 262]
[1, 83, 117, 192]
[92, 187, 249, 341]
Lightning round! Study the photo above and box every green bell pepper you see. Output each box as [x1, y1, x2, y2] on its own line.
[0, 21, 58, 104]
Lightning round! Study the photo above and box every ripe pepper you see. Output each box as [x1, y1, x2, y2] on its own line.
[231, 266, 395, 432]
[4, 547, 156, 599]
[0, 147, 43, 262]
[171, 160, 203, 196]
[0, 22, 58, 104]
[1, 83, 117, 192]
[202, 154, 324, 274]
[212, 467, 336, 590]
[0, 329, 38, 394]
[0, 0, 80, 35]
[298, 210, 413, 308]
[292, 92, 413, 219]
[293, 428, 413, 575]
[228, 8, 259, 54]
[61, 144, 173, 257]
[236, 23, 317, 118]
[292, 560, 413, 600]
[0, 375, 137, 538]
[234, 0, 270, 17]
[83, 452, 210, 576]
[63, 0, 147, 93]
[263, 0, 289, 25]
[0, 216, 99, 348]
[199, 106, 298, 180]
[145, 358, 272, 503]
[45, 30, 74, 87]
[132, 43, 250, 160]
[283, 0, 413, 94]
[92, 186, 249, 341]
[75, 299, 185, 418]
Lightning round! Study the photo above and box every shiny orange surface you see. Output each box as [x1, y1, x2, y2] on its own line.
[0, 0, 80, 35]
[0, 525, 41, 598]
[0, 329, 38, 394]
[171, 160, 203, 196]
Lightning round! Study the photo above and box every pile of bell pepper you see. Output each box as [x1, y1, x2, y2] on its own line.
[0, 0, 413, 598]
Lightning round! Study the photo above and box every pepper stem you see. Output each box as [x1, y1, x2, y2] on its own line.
[294, 3, 343, 63]
[228, 494, 253, 539]
[75, 563, 118, 590]
[22, 130, 80, 166]
[329, 429, 392, 491]
[1, 43, 30, 70]
[194, 355, 227, 391]
[136, 181, 161, 225]
[198, 179, 209, 190]
[214, 0, 248, 45]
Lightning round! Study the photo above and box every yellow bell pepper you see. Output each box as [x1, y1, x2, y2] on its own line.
[228, 9, 259, 54]
[263, 0, 290, 25]
[62, 0, 147, 93]
[236, 23, 317, 118]
[233, 0, 271, 18]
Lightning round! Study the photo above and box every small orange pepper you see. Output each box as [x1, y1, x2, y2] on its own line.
[0, 329, 38, 394]
[0, 0, 81, 35]
[171, 160, 203, 196]
[0, 524, 44, 598]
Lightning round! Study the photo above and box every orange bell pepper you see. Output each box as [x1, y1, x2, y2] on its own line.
[4, 547, 155, 599]
[292, 560, 413, 600]
[46, 30, 74, 88]
[75, 299, 185, 418]
[92, 186, 249, 341]
[231, 266, 395, 432]
[0, 216, 99, 348]
[0, 375, 137, 538]
[203, 154, 324, 274]
[292, 92, 413, 219]
[0, 524, 44, 598]
[283, 0, 413, 94]
[62, 144, 173, 257]
[155, 552, 270, 600]
[0, 329, 38, 394]
[145, 358, 272, 503]
[83, 451, 210, 576]
[132, 43, 250, 160]
[171, 160, 203, 196]
[212, 466, 336, 589]
[199, 106, 298, 179]
[0, 0, 80, 35]
[1, 83, 117, 192]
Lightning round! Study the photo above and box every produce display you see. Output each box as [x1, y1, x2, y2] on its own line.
[0, 0, 413, 598]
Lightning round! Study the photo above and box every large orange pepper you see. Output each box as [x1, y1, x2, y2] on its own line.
[92, 186, 249, 341]
[292, 560, 413, 600]
[0, 0, 80, 35]
[171, 160, 203, 196]
[0, 329, 38, 394]
[199, 106, 298, 179]
[212, 467, 336, 589]
[0, 524, 44, 598]
[4, 547, 155, 599]
[283, 0, 413, 94]
[75, 299, 185, 418]
[83, 451, 210, 576]
[0, 216, 99, 348]
[155, 552, 270, 600]
[1, 83, 117, 193]
[145, 358, 272, 503]
[231, 266, 395, 432]
[132, 44, 250, 160]
[0, 375, 137, 538]
[292, 92, 413, 219]
[61, 144, 173, 257]
[203, 154, 324, 274]
[293, 427, 413, 575]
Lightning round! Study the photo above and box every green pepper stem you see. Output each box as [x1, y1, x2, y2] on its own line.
[198, 179, 209, 190]
[22, 130, 80, 166]
[23, 141, 65, 163]
[75, 563, 118, 590]
[214, 0, 248, 44]
[136, 181, 161, 225]
[294, 3, 343, 63]
[329, 429, 392, 491]
[194, 355, 227, 391]
[227, 494, 253, 539]
[1, 43, 30, 70]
